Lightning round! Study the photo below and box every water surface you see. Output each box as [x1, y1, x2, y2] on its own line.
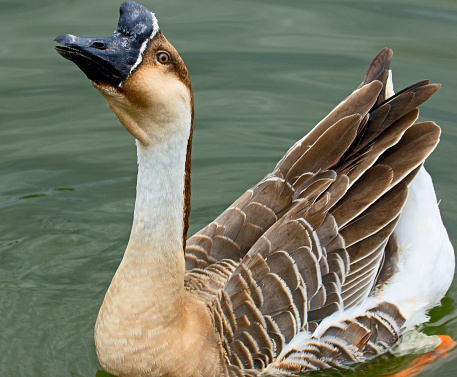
[0, 0, 456, 376]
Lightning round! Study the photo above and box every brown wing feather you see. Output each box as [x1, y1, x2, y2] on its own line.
[267, 302, 406, 375]
[361, 48, 393, 87]
[359, 47, 393, 107]
[183, 48, 441, 375]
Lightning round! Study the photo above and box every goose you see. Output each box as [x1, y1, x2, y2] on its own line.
[54, 2, 455, 376]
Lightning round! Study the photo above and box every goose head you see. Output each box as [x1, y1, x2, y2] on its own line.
[54, 1, 193, 146]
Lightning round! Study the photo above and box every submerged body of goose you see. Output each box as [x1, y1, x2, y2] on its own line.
[55, 2, 454, 376]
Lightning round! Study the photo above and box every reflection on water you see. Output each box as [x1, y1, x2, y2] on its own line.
[0, 0, 456, 376]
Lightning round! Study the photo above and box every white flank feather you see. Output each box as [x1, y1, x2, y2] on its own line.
[379, 166, 454, 329]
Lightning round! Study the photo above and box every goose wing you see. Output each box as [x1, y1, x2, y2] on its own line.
[184, 49, 441, 374]
[184, 48, 439, 271]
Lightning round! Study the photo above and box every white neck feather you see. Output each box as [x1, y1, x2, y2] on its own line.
[109, 112, 192, 318]
[122, 92, 192, 257]
[127, 136, 188, 260]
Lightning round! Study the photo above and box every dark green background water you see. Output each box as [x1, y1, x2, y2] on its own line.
[1, 0, 456, 376]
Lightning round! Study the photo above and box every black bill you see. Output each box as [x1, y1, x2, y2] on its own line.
[54, 1, 159, 87]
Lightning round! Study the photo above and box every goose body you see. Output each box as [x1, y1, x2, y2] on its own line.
[54, 2, 454, 376]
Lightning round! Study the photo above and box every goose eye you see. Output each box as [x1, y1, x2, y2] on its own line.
[157, 52, 170, 64]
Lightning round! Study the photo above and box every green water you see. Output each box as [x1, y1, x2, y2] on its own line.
[1, 0, 456, 376]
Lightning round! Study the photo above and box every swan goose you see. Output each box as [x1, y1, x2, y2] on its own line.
[54, 2, 455, 376]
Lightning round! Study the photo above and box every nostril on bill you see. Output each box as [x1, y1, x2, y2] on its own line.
[91, 41, 106, 49]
